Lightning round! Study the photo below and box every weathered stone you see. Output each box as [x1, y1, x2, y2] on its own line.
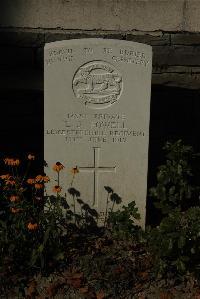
[126, 33, 170, 46]
[44, 39, 152, 227]
[185, 0, 200, 32]
[153, 65, 200, 74]
[45, 32, 85, 43]
[0, 0, 184, 31]
[171, 33, 200, 45]
[152, 65, 200, 89]
[152, 72, 200, 90]
[45, 31, 126, 43]
[153, 45, 200, 66]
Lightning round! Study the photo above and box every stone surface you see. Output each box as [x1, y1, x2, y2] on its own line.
[171, 33, 200, 45]
[185, 0, 200, 32]
[126, 33, 170, 46]
[153, 45, 200, 66]
[0, 0, 185, 31]
[1, 0, 200, 33]
[44, 39, 152, 227]
[152, 71, 200, 90]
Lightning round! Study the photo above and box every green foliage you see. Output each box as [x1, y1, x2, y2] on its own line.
[103, 186, 141, 237]
[108, 201, 141, 238]
[148, 207, 200, 277]
[148, 140, 200, 278]
[150, 140, 199, 214]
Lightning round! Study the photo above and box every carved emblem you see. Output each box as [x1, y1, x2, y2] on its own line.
[72, 61, 123, 109]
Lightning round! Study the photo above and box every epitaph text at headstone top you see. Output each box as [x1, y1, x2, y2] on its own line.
[44, 39, 152, 227]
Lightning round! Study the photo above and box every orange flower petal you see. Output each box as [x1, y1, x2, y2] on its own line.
[35, 183, 43, 189]
[6, 179, 16, 186]
[4, 158, 20, 166]
[35, 175, 43, 182]
[43, 175, 50, 183]
[71, 166, 79, 175]
[13, 159, 20, 166]
[27, 222, 38, 230]
[0, 174, 10, 180]
[10, 195, 20, 202]
[52, 185, 62, 193]
[10, 207, 22, 213]
[27, 178, 35, 184]
[52, 162, 65, 172]
[4, 158, 13, 166]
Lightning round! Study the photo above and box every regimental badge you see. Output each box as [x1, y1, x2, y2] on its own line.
[72, 60, 123, 109]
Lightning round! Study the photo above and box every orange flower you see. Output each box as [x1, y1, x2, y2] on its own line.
[35, 183, 43, 189]
[10, 195, 20, 202]
[4, 158, 14, 166]
[4, 158, 20, 166]
[27, 178, 35, 184]
[35, 175, 43, 182]
[10, 207, 21, 213]
[71, 166, 79, 175]
[0, 174, 10, 180]
[52, 185, 62, 193]
[28, 154, 35, 160]
[52, 162, 65, 172]
[43, 175, 50, 183]
[13, 159, 20, 166]
[6, 178, 16, 186]
[27, 222, 38, 230]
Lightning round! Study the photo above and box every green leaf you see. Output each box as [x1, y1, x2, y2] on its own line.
[104, 186, 113, 194]
[0, 220, 6, 229]
[110, 193, 122, 204]
[177, 259, 186, 273]
[168, 238, 173, 250]
[55, 252, 65, 261]
[68, 187, 80, 197]
[38, 244, 44, 253]
[178, 236, 186, 248]
[44, 227, 51, 244]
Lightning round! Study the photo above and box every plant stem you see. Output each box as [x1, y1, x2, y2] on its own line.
[104, 193, 110, 227]
[70, 174, 75, 186]
[21, 161, 31, 185]
[111, 201, 115, 213]
[73, 195, 76, 224]
[57, 172, 60, 186]
[57, 172, 60, 201]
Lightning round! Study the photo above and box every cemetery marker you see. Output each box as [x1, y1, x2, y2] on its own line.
[44, 39, 152, 227]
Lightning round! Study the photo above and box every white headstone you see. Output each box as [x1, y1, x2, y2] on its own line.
[44, 39, 152, 227]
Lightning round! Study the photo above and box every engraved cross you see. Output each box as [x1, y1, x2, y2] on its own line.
[78, 147, 116, 207]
